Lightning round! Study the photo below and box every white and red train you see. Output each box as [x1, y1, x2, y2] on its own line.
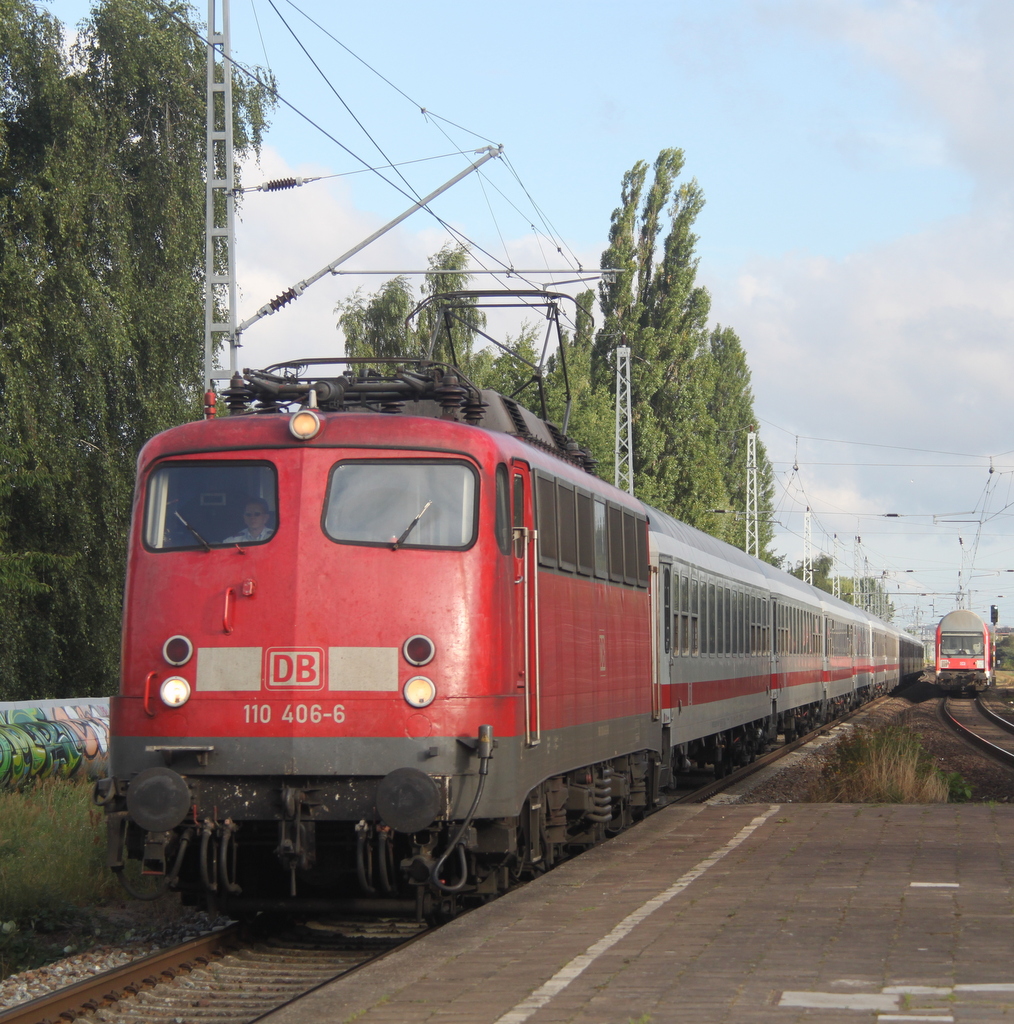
[933, 609, 992, 695]
[98, 357, 922, 914]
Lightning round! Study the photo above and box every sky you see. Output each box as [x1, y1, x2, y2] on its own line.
[42, 0, 1014, 635]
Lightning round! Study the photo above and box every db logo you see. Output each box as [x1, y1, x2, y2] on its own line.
[265, 648, 325, 689]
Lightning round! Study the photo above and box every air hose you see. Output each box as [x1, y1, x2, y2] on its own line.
[431, 725, 493, 893]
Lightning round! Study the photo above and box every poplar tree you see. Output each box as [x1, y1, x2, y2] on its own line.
[596, 150, 775, 553]
[0, 0, 269, 700]
[596, 150, 730, 536]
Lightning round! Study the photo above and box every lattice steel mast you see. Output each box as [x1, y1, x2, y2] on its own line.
[204, 0, 237, 392]
[745, 428, 759, 558]
[614, 344, 633, 494]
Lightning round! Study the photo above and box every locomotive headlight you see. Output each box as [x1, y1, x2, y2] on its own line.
[403, 676, 436, 708]
[939, 659, 950, 669]
[289, 409, 322, 440]
[160, 676, 191, 708]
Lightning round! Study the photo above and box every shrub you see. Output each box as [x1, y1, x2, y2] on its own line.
[811, 725, 954, 803]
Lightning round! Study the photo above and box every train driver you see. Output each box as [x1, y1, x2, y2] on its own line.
[224, 497, 274, 544]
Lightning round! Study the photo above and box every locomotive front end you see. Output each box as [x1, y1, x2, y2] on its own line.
[934, 608, 992, 696]
[100, 407, 513, 913]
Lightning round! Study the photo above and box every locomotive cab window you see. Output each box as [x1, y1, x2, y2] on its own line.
[940, 633, 984, 656]
[323, 460, 478, 549]
[144, 461, 277, 550]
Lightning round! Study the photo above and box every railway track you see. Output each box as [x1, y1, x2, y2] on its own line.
[0, 917, 426, 1024]
[1, 695, 892, 1024]
[673, 694, 893, 804]
[941, 694, 1014, 769]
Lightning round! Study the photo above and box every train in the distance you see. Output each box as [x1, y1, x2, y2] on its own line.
[933, 608, 992, 695]
[96, 353, 923, 917]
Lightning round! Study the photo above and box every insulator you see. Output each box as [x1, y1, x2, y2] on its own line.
[433, 374, 466, 419]
[462, 395, 488, 426]
[259, 177, 302, 192]
[269, 288, 298, 312]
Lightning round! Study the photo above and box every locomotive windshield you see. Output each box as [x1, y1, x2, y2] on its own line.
[940, 633, 984, 656]
[324, 460, 477, 549]
[144, 462, 277, 550]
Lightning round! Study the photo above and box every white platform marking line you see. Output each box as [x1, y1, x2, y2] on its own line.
[910, 882, 959, 888]
[492, 805, 781, 1024]
[877, 1017, 954, 1022]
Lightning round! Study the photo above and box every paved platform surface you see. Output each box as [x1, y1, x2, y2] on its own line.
[262, 801, 1014, 1024]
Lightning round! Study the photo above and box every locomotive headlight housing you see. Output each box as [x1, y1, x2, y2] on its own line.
[160, 676, 191, 708]
[162, 635, 193, 667]
[289, 409, 322, 440]
[403, 634, 435, 667]
[939, 659, 950, 669]
[403, 675, 436, 709]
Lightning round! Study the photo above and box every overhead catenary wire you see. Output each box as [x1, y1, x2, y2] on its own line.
[270, 0, 586, 288]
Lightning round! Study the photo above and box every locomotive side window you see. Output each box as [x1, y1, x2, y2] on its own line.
[323, 460, 477, 549]
[593, 499, 608, 578]
[576, 491, 594, 576]
[608, 505, 624, 583]
[622, 511, 637, 586]
[495, 465, 511, 555]
[557, 483, 578, 572]
[144, 461, 277, 550]
[536, 474, 558, 567]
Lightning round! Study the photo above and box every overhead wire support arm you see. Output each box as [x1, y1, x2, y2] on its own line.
[230, 145, 504, 347]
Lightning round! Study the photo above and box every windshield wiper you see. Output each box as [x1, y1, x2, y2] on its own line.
[392, 501, 432, 550]
[174, 510, 212, 552]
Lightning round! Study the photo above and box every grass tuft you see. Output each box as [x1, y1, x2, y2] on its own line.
[0, 777, 120, 977]
[811, 725, 957, 803]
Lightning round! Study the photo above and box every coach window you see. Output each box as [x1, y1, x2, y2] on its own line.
[663, 566, 672, 654]
[576, 491, 594, 576]
[557, 482, 578, 572]
[495, 465, 511, 555]
[725, 587, 733, 654]
[536, 473, 558, 567]
[706, 582, 716, 655]
[680, 575, 690, 655]
[145, 461, 277, 550]
[715, 585, 724, 655]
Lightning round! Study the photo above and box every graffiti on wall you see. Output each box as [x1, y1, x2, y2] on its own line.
[0, 700, 109, 789]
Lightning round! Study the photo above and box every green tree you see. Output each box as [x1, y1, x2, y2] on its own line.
[596, 150, 760, 546]
[707, 325, 776, 555]
[0, 0, 269, 700]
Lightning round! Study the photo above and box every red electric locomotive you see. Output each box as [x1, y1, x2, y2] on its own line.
[934, 609, 992, 695]
[98, 352, 921, 916]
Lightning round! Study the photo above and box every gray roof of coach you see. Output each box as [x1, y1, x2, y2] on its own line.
[646, 503, 895, 633]
[938, 609, 986, 631]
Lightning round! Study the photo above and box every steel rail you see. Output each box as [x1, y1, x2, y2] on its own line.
[0, 925, 240, 1024]
[974, 694, 1014, 737]
[941, 697, 1014, 770]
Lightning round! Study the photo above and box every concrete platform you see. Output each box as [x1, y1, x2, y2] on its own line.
[261, 801, 1014, 1024]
